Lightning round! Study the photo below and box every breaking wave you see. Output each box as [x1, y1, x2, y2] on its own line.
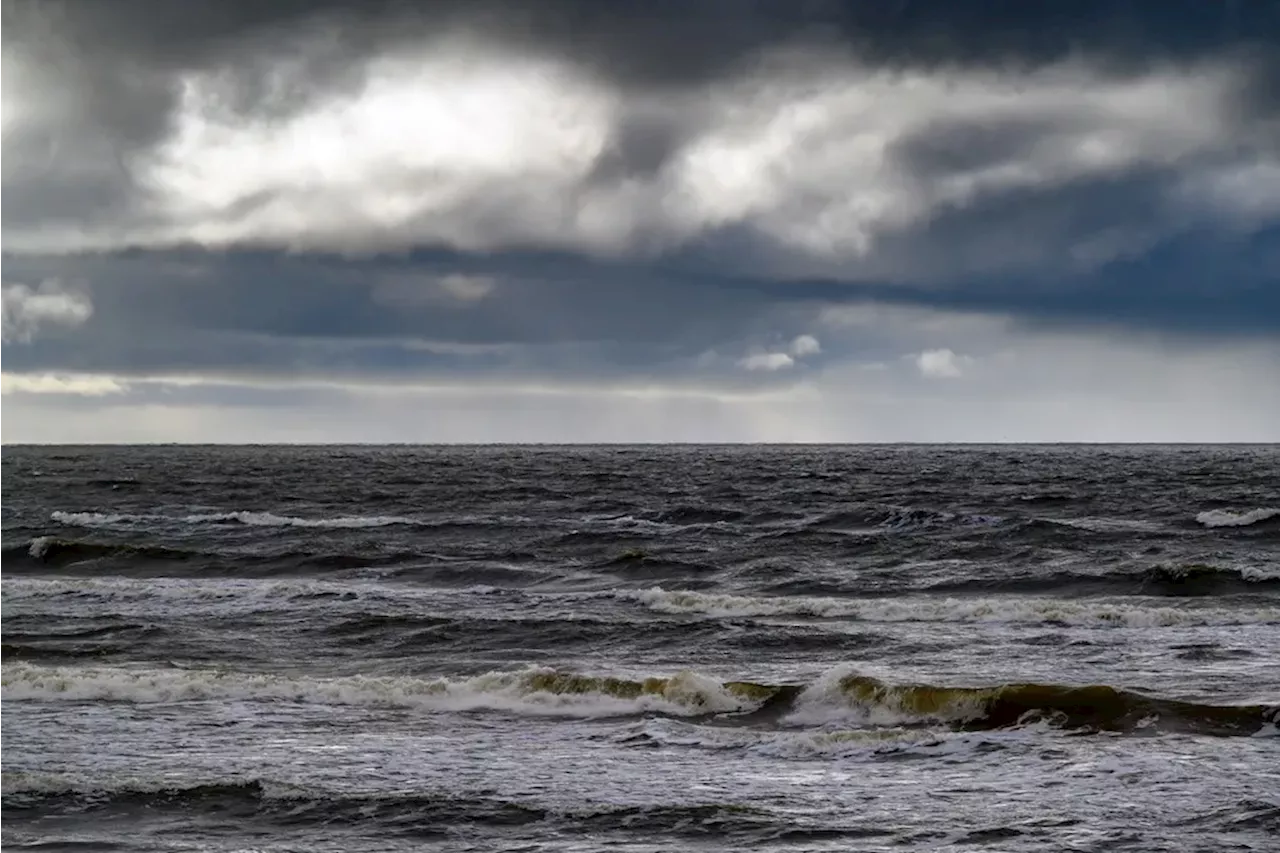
[787, 671, 1276, 736]
[620, 587, 1280, 627]
[0, 663, 760, 718]
[926, 563, 1280, 596]
[3, 663, 1271, 737]
[1195, 508, 1280, 528]
[13, 537, 199, 566]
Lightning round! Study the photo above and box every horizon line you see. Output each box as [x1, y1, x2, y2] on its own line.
[4, 441, 1278, 448]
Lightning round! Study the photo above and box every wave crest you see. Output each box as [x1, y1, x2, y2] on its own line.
[3, 663, 1272, 737]
[619, 587, 1280, 627]
[52, 510, 420, 529]
[0, 663, 759, 718]
[1196, 508, 1280, 528]
[816, 674, 1275, 735]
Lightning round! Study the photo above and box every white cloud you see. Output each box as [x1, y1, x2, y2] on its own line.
[0, 372, 124, 396]
[132, 42, 621, 254]
[738, 334, 821, 371]
[789, 334, 821, 356]
[1, 280, 93, 342]
[914, 348, 967, 379]
[3, 39, 1271, 276]
[738, 351, 795, 371]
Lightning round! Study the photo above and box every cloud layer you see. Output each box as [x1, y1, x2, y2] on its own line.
[2, 0, 1278, 441]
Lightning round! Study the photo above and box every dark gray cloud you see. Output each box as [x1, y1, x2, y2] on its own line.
[0, 247, 826, 391]
[10, 0, 1276, 79]
[8, 1, 1276, 172]
[3, 0, 1279, 441]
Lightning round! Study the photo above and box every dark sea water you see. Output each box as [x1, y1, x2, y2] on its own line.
[2, 444, 1278, 852]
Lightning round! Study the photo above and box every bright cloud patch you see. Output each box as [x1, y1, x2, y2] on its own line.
[790, 334, 821, 357]
[739, 351, 795, 371]
[2, 35, 1270, 276]
[915, 348, 967, 379]
[738, 335, 821, 371]
[2, 281, 93, 343]
[134, 45, 617, 253]
[1, 372, 125, 396]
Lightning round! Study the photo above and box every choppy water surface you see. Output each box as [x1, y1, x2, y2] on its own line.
[3, 445, 1278, 851]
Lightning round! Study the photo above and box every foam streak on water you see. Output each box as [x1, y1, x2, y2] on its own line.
[3, 445, 1279, 852]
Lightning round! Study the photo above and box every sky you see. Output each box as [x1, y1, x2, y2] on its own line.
[2, 0, 1279, 443]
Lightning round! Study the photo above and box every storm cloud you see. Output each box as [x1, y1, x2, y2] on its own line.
[2, 0, 1278, 441]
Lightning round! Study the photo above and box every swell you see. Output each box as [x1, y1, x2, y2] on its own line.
[0, 642, 140, 663]
[7, 538, 204, 569]
[4, 537, 430, 576]
[319, 614, 882, 657]
[1, 778, 847, 841]
[4, 663, 1273, 737]
[828, 674, 1277, 736]
[597, 549, 720, 580]
[808, 504, 1001, 532]
[1, 620, 166, 662]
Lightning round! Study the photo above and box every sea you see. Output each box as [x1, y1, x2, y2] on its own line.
[2, 444, 1278, 852]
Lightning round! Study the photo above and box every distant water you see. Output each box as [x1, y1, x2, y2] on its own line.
[3, 445, 1278, 852]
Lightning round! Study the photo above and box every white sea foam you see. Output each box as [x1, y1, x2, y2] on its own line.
[0, 577, 504, 621]
[26, 536, 54, 559]
[1195, 507, 1280, 528]
[634, 712, 1042, 760]
[50, 511, 139, 526]
[619, 587, 1280, 627]
[634, 716, 951, 757]
[0, 663, 756, 718]
[51, 510, 421, 529]
[1240, 566, 1280, 582]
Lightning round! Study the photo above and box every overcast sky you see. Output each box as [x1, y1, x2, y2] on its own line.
[3, 0, 1279, 442]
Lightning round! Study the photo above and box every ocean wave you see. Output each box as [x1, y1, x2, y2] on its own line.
[0, 576, 488, 615]
[13, 537, 200, 566]
[645, 505, 749, 525]
[619, 587, 1280, 627]
[598, 549, 718, 579]
[4, 536, 427, 574]
[1, 619, 165, 662]
[1, 775, 832, 840]
[812, 504, 1002, 533]
[1024, 516, 1166, 535]
[629, 716, 1032, 760]
[52, 510, 421, 529]
[925, 563, 1280, 596]
[4, 663, 1271, 737]
[798, 671, 1276, 736]
[0, 642, 138, 663]
[1195, 508, 1280, 528]
[0, 663, 760, 718]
